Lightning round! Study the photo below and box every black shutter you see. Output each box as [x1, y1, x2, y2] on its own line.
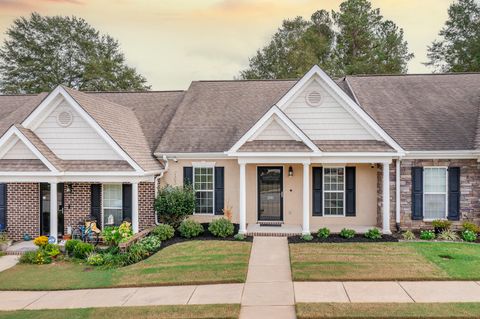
[312, 167, 323, 216]
[0, 184, 6, 231]
[90, 184, 102, 227]
[122, 184, 132, 221]
[183, 167, 193, 185]
[345, 167, 356, 217]
[448, 167, 460, 221]
[411, 167, 423, 220]
[214, 167, 225, 215]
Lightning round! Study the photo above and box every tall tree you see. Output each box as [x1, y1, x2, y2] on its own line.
[240, 0, 414, 79]
[0, 13, 150, 94]
[239, 10, 335, 79]
[426, 0, 480, 72]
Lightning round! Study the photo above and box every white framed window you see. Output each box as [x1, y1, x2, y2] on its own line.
[423, 167, 448, 220]
[193, 166, 214, 214]
[323, 167, 345, 216]
[103, 184, 123, 226]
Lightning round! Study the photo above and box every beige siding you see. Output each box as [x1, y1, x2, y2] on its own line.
[254, 117, 294, 141]
[284, 80, 378, 140]
[34, 99, 122, 160]
[161, 159, 378, 231]
[2, 138, 37, 159]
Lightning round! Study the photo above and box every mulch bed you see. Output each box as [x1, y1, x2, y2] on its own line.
[288, 234, 398, 244]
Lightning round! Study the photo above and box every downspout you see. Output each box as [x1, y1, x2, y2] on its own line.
[155, 155, 169, 225]
[395, 158, 401, 232]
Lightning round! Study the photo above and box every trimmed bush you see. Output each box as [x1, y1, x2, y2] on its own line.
[365, 228, 382, 240]
[462, 222, 480, 234]
[208, 218, 234, 238]
[73, 242, 94, 259]
[437, 230, 459, 241]
[420, 230, 436, 240]
[339, 228, 356, 239]
[317, 227, 330, 239]
[155, 185, 195, 228]
[138, 236, 162, 253]
[301, 234, 314, 241]
[462, 229, 477, 242]
[65, 239, 82, 255]
[151, 224, 175, 241]
[432, 219, 452, 233]
[234, 233, 246, 241]
[402, 230, 416, 240]
[178, 220, 204, 238]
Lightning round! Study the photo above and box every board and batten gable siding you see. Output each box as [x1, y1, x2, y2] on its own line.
[34, 99, 122, 160]
[283, 80, 378, 140]
[2, 137, 37, 159]
[253, 116, 295, 141]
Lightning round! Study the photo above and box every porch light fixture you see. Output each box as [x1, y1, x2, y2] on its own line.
[66, 183, 73, 193]
[288, 166, 293, 177]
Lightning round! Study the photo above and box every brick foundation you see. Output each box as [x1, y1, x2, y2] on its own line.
[6, 183, 39, 241]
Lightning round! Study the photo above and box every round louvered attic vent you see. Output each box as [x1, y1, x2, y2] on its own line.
[57, 111, 73, 127]
[305, 90, 323, 106]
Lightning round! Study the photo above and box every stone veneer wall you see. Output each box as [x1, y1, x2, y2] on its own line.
[138, 182, 156, 231]
[63, 183, 92, 233]
[6, 183, 39, 240]
[377, 159, 480, 231]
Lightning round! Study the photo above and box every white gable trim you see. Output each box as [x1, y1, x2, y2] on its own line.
[249, 115, 301, 141]
[275, 65, 405, 153]
[21, 86, 144, 172]
[228, 106, 320, 153]
[0, 126, 58, 172]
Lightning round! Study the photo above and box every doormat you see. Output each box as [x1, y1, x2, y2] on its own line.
[259, 223, 282, 227]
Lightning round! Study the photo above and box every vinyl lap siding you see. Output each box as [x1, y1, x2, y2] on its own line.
[284, 81, 377, 140]
[34, 100, 122, 160]
[255, 117, 294, 140]
[2, 138, 37, 159]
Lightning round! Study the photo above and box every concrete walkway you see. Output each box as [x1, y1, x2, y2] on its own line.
[240, 237, 296, 319]
[0, 255, 19, 272]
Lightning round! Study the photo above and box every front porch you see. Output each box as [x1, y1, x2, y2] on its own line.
[246, 224, 377, 236]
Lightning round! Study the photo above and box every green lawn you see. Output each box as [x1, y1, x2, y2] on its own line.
[290, 242, 480, 281]
[0, 240, 251, 290]
[0, 304, 240, 319]
[296, 303, 480, 318]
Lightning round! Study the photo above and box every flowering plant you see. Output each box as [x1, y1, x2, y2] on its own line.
[102, 221, 133, 246]
[33, 236, 49, 247]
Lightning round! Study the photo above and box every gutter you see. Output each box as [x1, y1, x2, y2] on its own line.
[154, 155, 169, 225]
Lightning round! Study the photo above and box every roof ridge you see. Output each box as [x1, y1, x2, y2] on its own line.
[347, 72, 480, 78]
[195, 79, 299, 83]
[85, 90, 186, 94]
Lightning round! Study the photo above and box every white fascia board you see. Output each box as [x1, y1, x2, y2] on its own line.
[230, 151, 400, 158]
[403, 150, 480, 159]
[0, 126, 58, 173]
[311, 157, 393, 164]
[21, 86, 144, 173]
[238, 157, 311, 165]
[0, 175, 154, 183]
[228, 106, 320, 153]
[275, 65, 405, 153]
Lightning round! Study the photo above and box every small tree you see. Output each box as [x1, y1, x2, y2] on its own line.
[154, 185, 195, 228]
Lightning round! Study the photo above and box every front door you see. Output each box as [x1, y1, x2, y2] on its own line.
[40, 183, 64, 237]
[257, 167, 283, 221]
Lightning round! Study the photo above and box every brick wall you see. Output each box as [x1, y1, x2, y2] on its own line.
[6, 183, 39, 240]
[138, 182, 155, 231]
[63, 183, 91, 233]
[377, 159, 480, 231]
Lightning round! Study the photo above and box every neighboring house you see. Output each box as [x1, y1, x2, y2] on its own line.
[0, 65, 479, 241]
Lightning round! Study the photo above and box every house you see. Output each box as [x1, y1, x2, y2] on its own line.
[0, 65, 478, 241]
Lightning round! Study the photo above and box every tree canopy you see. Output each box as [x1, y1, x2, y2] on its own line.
[426, 0, 480, 72]
[0, 13, 150, 94]
[239, 0, 414, 79]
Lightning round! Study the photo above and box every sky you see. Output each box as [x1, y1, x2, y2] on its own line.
[0, 0, 454, 90]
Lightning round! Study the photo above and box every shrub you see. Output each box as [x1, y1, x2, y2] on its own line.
[301, 234, 314, 241]
[139, 236, 162, 253]
[65, 239, 82, 255]
[102, 252, 128, 268]
[20, 250, 52, 264]
[155, 185, 195, 228]
[73, 242, 94, 259]
[43, 243, 60, 257]
[462, 222, 480, 234]
[402, 230, 416, 240]
[317, 227, 330, 239]
[462, 230, 477, 242]
[234, 233, 246, 241]
[124, 243, 149, 265]
[432, 220, 452, 233]
[420, 230, 436, 240]
[339, 228, 356, 239]
[151, 224, 175, 241]
[365, 228, 382, 240]
[19, 251, 37, 264]
[178, 220, 204, 238]
[208, 218, 234, 238]
[86, 252, 104, 266]
[33, 236, 48, 247]
[437, 230, 459, 241]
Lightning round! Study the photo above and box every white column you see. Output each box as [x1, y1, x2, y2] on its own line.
[132, 182, 139, 233]
[395, 159, 401, 225]
[382, 163, 391, 234]
[302, 163, 310, 235]
[239, 163, 246, 234]
[49, 182, 58, 243]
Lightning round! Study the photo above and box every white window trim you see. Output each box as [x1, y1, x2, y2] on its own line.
[192, 164, 215, 215]
[322, 166, 346, 217]
[422, 166, 448, 221]
[102, 183, 123, 227]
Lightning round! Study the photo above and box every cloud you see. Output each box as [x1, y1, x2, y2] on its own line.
[0, 0, 83, 11]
